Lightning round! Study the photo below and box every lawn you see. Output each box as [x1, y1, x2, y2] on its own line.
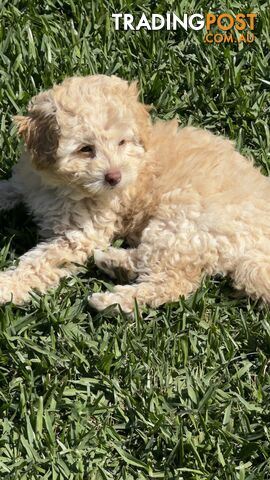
[0, 1, 270, 479]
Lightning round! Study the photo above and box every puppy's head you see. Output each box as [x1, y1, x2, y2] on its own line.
[15, 75, 151, 197]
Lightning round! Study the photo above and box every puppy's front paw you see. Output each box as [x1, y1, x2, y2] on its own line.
[88, 290, 133, 315]
[93, 248, 117, 279]
[93, 247, 137, 283]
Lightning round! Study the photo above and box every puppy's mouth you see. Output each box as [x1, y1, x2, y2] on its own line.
[81, 169, 136, 196]
[82, 178, 122, 196]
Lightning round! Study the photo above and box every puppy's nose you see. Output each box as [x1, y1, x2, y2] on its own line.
[105, 170, 122, 186]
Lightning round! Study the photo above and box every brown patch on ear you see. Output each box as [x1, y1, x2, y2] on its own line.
[14, 115, 31, 139]
[14, 92, 60, 169]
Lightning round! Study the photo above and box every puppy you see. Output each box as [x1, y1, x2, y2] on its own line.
[0, 74, 269, 313]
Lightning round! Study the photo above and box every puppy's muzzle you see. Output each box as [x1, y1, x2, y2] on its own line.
[105, 169, 122, 186]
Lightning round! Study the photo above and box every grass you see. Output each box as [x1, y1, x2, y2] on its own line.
[0, 0, 270, 478]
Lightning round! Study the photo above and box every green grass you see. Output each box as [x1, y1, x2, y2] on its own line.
[0, 0, 270, 478]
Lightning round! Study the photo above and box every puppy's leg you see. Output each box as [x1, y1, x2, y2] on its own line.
[0, 180, 22, 211]
[0, 230, 110, 305]
[88, 271, 198, 314]
[231, 251, 270, 303]
[90, 209, 212, 313]
[90, 241, 204, 314]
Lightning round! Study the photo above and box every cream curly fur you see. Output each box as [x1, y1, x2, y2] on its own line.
[0, 74, 269, 312]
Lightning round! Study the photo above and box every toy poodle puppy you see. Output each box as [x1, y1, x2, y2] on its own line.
[0, 74, 269, 313]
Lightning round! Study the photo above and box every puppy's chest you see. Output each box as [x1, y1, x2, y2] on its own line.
[114, 187, 159, 242]
[117, 201, 156, 245]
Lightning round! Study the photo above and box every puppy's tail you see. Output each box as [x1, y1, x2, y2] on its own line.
[0, 179, 22, 211]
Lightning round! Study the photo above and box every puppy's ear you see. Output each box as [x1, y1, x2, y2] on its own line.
[14, 91, 60, 169]
[135, 103, 152, 150]
[128, 81, 152, 150]
[127, 81, 139, 98]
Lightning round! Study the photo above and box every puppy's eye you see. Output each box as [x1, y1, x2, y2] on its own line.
[119, 139, 126, 146]
[79, 145, 96, 158]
